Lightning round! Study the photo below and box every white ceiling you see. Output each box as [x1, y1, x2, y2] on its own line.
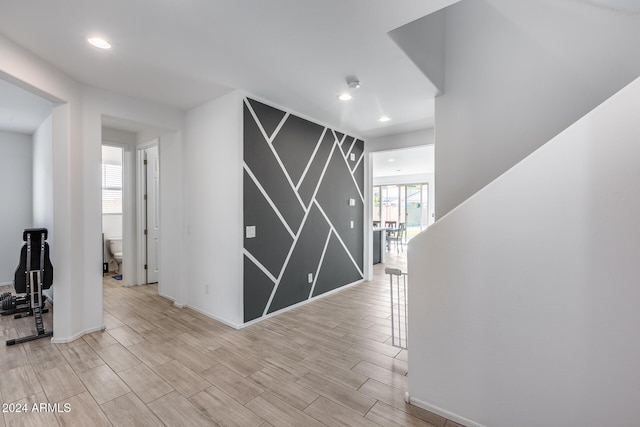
[0, 78, 52, 134]
[0, 0, 458, 138]
[372, 145, 434, 178]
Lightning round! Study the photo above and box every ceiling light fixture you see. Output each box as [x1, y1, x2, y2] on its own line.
[378, 116, 391, 122]
[388, 158, 396, 162]
[338, 93, 352, 101]
[88, 37, 112, 49]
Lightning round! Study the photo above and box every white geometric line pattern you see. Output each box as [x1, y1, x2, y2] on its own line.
[244, 99, 306, 212]
[309, 228, 333, 299]
[243, 249, 277, 284]
[243, 98, 364, 322]
[243, 163, 296, 239]
[313, 200, 364, 278]
[339, 148, 364, 204]
[296, 127, 328, 190]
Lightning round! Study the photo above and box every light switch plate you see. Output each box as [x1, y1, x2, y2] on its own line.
[246, 225, 256, 238]
[349, 198, 355, 206]
[350, 153, 355, 161]
[350, 220, 354, 229]
[308, 273, 313, 283]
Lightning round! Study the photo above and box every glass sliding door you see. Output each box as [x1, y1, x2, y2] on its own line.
[373, 183, 430, 242]
[404, 184, 422, 240]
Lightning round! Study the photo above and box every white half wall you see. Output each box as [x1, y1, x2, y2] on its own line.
[184, 90, 243, 327]
[0, 130, 32, 284]
[408, 76, 640, 427]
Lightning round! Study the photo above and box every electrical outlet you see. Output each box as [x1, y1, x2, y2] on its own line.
[350, 153, 355, 161]
[308, 273, 313, 284]
[348, 198, 355, 206]
[246, 225, 256, 238]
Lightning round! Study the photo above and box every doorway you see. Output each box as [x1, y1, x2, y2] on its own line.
[101, 144, 125, 280]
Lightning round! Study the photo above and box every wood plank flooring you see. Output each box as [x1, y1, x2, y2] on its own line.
[0, 250, 464, 426]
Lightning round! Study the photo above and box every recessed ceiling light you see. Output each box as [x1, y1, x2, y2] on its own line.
[88, 37, 112, 49]
[338, 93, 352, 101]
[388, 158, 396, 162]
[378, 116, 391, 122]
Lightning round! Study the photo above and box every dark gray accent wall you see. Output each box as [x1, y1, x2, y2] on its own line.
[244, 104, 305, 232]
[243, 255, 275, 322]
[243, 171, 293, 278]
[243, 98, 364, 322]
[313, 233, 363, 297]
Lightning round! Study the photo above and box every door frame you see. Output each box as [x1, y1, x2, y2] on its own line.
[136, 138, 159, 285]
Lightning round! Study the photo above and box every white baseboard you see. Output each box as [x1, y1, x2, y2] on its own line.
[186, 304, 243, 329]
[167, 278, 365, 331]
[408, 396, 485, 427]
[241, 278, 365, 328]
[51, 324, 106, 344]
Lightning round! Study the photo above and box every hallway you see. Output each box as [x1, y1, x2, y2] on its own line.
[0, 245, 461, 427]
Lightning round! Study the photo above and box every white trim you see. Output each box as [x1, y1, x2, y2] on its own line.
[135, 139, 159, 286]
[345, 136, 357, 158]
[267, 112, 290, 144]
[51, 324, 106, 344]
[243, 163, 295, 239]
[296, 127, 327, 189]
[185, 303, 244, 330]
[306, 141, 338, 211]
[243, 278, 365, 329]
[313, 200, 364, 278]
[243, 98, 273, 143]
[353, 151, 364, 173]
[156, 290, 242, 328]
[262, 196, 316, 316]
[243, 249, 278, 284]
[341, 149, 365, 203]
[309, 228, 332, 298]
[408, 397, 486, 427]
[136, 139, 159, 150]
[352, 152, 365, 197]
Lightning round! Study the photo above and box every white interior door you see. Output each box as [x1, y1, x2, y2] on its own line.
[145, 145, 160, 283]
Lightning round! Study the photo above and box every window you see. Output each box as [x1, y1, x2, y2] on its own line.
[102, 145, 124, 215]
[102, 162, 122, 214]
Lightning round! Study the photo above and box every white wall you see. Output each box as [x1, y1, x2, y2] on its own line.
[184, 90, 243, 327]
[0, 33, 86, 342]
[366, 127, 434, 153]
[408, 77, 640, 427]
[432, 0, 640, 218]
[0, 130, 32, 284]
[33, 114, 53, 232]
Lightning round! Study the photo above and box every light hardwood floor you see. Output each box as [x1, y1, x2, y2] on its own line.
[0, 250, 464, 427]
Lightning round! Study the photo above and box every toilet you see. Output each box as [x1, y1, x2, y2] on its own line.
[108, 238, 123, 273]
